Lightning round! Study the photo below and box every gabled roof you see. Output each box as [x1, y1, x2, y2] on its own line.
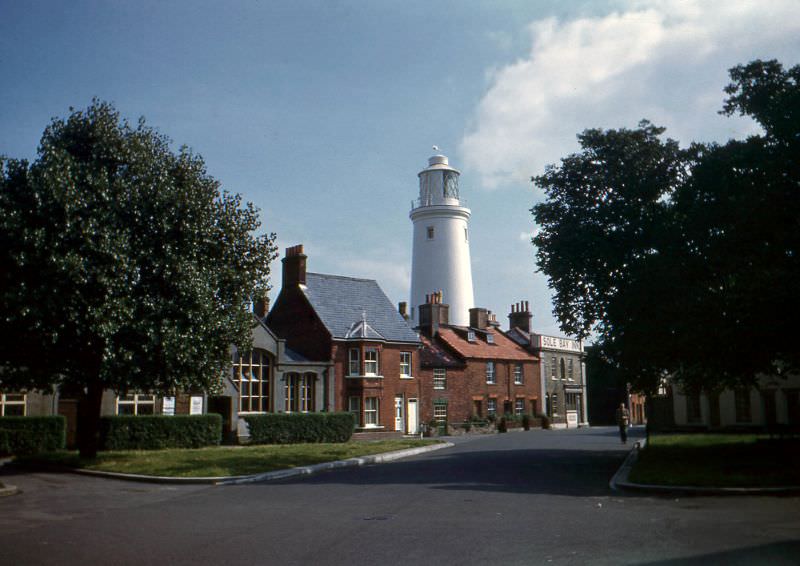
[436, 326, 536, 361]
[301, 272, 419, 343]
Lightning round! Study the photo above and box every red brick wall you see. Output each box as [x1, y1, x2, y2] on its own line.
[419, 359, 540, 424]
[266, 288, 332, 362]
[333, 341, 422, 430]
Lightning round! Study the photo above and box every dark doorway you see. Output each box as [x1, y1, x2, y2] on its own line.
[207, 395, 234, 443]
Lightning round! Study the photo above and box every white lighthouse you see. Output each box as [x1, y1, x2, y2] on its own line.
[409, 153, 475, 327]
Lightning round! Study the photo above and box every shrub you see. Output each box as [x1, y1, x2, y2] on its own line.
[99, 414, 222, 450]
[244, 413, 355, 444]
[498, 417, 508, 433]
[0, 416, 66, 455]
[538, 413, 551, 430]
[522, 414, 531, 430]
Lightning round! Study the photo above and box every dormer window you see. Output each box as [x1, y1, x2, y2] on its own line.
[467, 330, 476, 342]
[486, 333, 494, 344]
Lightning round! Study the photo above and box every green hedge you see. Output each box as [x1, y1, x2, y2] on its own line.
[244, 412, 355, 444]
[0, 416, 66, 455]
[99, 414, 222, 450]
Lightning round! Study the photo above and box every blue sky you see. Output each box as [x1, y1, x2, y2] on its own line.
[2, 1, 799, 338]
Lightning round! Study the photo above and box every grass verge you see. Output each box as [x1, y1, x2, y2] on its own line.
[629, 434, 800, 487]
[18, 439, 441, 478]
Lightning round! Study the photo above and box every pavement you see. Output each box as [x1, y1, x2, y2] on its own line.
[2, 427, 799, 565]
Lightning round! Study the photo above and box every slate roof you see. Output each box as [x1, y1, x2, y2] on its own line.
[302, 272, 419, 343]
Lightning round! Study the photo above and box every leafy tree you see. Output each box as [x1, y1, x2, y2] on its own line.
[532, 60, 799, 394]
[1, 101, 277, 456]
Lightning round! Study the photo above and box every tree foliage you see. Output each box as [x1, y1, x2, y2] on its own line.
[0, 100, 277, 455]
[532, 60, 799, 394]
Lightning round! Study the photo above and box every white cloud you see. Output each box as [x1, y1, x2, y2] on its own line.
[461, 0, 800, 190]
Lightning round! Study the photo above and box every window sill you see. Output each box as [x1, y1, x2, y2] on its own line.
[357, 425, 385, 430]
[399, 376, 414, 380]
[346, 375, 384, 379]
[433, 387, 446, 391]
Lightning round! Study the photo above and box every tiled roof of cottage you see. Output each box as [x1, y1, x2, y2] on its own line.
[302, 272, 419, 343]
[419, 333, 464, 368]
[436, 327, 536, 361]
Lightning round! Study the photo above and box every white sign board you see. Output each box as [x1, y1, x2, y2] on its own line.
[566, 410, 579, 428]
[162, 396, 176, 416]
[536, 334, 583, 353]
[189, 396, 204, 415]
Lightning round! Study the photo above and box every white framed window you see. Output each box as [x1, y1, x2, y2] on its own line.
[233, 348, 271, 413]
[349, 348, 360, 376]
[515, 399, 525, 415]
[116, 394, 156, 415]
[0, 393, 26, 416]
[348, 396, 361, 425]
[735, 389, 751, 423]
[285, 372, 316, 413]
[487, 398, 497, 416]
[467, 330, 476, 342]
[486, 333, 494, 344]
[364, 397, 379, 427]
[551, 393, 559, 416]
[486, 361, 495, 384]
[568, 359, 574, 381]
[433, 368, 446, 390]
[551, 356, 557, 378]
[686, 393, 702, 423]
[400, 351, 412, 378]
[514, 363, 523, 384]
[364, 348, 379, 376]
[433, 402, 447, 423]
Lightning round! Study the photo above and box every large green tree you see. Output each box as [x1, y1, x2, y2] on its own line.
[533, 60, 799, 394]
[1, 101, 277, 456]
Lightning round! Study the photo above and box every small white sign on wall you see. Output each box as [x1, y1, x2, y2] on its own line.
[190, 396, 204, 415]
[162, 396, 176, 416]
[566, 410, 578, 428]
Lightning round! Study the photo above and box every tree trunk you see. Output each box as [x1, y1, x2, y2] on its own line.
[76, 380, 104, 459]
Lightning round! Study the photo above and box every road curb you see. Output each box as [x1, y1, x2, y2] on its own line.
[13, 442, 454, 486]
[0, 483, 20, 497]
[610, 438, 800, 496]
[218, 442, 454, 485]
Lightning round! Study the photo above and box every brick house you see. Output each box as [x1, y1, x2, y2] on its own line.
[266, 245, 423, 434]
[415, 293, 540, 427]
[506, 301, 588, 428]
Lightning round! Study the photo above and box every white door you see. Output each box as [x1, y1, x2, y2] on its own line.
[394, 396, 405, 432]
[407, 398, 419, 434]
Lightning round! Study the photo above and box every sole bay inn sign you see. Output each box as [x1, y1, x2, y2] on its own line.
[535, 334, 583, 353]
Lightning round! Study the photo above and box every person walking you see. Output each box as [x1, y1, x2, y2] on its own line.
[616, 402, 630, 444]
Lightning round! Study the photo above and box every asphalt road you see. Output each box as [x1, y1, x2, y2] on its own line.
[1, 427, 799, 565]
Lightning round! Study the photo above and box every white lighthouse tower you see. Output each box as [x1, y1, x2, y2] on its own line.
[409, 153, 475, 327]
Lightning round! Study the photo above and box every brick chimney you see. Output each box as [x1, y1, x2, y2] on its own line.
[469, 307, 489, 330]
[282, 244, 307, 288]
[253, 295, 270, 319]
[418, 290, 449, 337]
[508, 300, 532, 333]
